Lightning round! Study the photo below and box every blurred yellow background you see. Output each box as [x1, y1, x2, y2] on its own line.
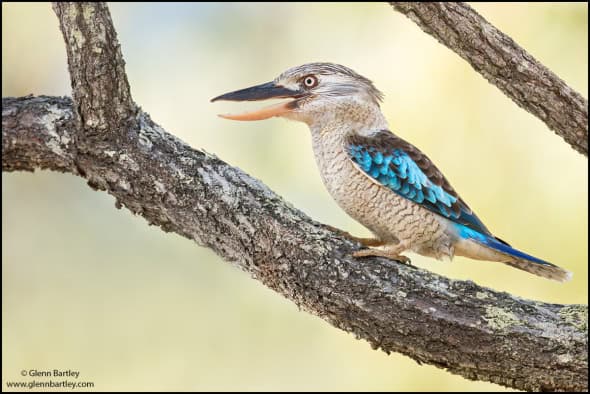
[2, 2, 587, 391]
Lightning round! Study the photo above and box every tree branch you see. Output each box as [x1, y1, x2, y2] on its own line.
[3, 95, 588, 392]
[390, 2, 588, 157]
[2, 3, 587, 392]
[52, 2, 135, 132]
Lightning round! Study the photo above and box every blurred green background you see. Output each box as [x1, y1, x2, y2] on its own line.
[2, 2, 587, 392]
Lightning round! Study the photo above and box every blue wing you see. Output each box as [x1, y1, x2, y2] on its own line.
[346, 130, 492, 236]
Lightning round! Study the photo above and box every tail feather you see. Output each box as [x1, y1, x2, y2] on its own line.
[502, 260, 572, 282]
[478, 236, 572, 282]
[455, 225, 572, 282]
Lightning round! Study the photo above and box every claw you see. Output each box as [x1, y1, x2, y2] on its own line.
[352, 245, 411, 265]
[395, 255, 412, 265]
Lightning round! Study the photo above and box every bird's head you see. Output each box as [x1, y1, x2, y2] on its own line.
[211, 63, 384, 128]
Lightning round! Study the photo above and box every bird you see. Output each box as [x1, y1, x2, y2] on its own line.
[211, 62, 572, 282]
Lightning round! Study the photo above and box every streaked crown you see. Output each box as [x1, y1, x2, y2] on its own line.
[275, 62, 384, 105]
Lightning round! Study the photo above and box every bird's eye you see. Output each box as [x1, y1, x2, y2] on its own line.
[303, 75, 318, 88]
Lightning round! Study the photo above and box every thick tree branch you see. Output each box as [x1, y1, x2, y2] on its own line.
[2, 95, 588, 392]
[390, 2, 588, 156]
[2, 3, 587, 392]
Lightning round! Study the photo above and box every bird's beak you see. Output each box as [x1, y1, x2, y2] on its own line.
[211, 82, 303, 121]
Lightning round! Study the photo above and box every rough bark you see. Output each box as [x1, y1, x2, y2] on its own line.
[52, 2, 135, 132]
[390, 2, 588, 156]
[3, 95, 588, 392]
[2, 2, 587, 392]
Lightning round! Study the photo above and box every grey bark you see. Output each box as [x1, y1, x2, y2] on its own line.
[2, 94, 588, 392]
[390, 2, 588, 157]
[2, 2, 587, 392]
[52, 2, 135, 132]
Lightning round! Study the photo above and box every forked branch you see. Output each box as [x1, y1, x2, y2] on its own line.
[2, 3, 587, 391]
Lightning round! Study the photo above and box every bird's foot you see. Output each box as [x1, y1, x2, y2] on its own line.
[324, 224, 384, 247]
[352, 244, 412, 265]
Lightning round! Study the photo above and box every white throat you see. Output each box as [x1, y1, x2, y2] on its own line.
[304, 99, 389, 138]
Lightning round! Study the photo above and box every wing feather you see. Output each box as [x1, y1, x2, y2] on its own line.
[346, 130, 492, 236]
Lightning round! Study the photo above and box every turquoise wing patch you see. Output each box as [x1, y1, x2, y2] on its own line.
[346, 131, 491, 236]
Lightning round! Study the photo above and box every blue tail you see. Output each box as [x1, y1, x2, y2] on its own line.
[455, 224, 571, 282]
[479, 234, 553, 266]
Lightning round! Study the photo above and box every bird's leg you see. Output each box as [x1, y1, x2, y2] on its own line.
[353, 242, 412, 265]
[323, 224, 384, 247]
